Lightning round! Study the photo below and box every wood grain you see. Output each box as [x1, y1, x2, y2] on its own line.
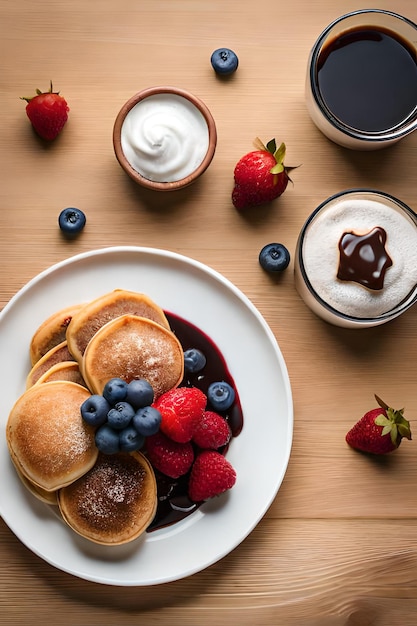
[1, 1, 417, 624]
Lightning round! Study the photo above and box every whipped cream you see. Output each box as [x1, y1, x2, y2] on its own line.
[302, 198, 417, 318]
[121, 93, 210, 182]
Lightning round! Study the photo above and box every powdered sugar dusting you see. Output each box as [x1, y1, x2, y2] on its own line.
[86, 317, 182, 397]
[14, 384, 96, 483]
[64, 454, 151, 537]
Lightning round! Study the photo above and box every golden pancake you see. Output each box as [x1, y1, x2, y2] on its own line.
[82, 314, 184, 399]
[66, 289, 170, 364]
[35, 361, 87, 388]
[7, 381, 98, 492]
[14, 465, 58, 505]
[26, 341, 75, 388]
[30, 304, 83, 365]
[58, 452, 157, 545]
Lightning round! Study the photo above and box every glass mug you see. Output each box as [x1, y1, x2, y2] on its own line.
[305, 9, 417, 150]
[294, 189, 417, 328]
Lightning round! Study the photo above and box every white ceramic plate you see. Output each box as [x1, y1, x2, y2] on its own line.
[0, 247, 293, 586]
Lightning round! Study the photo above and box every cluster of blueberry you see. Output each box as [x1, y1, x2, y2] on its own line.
[81, 348, 236, 455]
[80, 378, 161, 455]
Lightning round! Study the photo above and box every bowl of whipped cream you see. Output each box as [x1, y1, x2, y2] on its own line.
[113, 86, 217, 191]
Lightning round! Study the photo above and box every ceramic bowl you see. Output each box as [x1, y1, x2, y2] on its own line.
[113, 86, 217, 191]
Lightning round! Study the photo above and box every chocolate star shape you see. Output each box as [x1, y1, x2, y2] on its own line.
[337, 226, 392, 290]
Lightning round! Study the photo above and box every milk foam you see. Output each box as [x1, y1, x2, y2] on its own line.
[121, 94, 209, 182]
[302, 198, 417, 318]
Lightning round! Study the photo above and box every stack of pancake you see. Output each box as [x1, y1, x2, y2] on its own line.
[6, 289, 185, 545]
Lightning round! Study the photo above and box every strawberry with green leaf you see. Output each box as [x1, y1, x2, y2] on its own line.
[232, 138, 295, 210]
[21, 81, 69, 141]
[346, 395, 412, 454]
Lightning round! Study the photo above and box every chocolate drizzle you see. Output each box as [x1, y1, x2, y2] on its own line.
[337, 226, 392, 290]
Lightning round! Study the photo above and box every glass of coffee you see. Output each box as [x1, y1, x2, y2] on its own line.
[294, 189, 417, 328]
[306, 9, 417, 150]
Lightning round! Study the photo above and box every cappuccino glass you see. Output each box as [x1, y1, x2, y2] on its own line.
[306, 9, 417, 150]
[294, 189, 417, 328]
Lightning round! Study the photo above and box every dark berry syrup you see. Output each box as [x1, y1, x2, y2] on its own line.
[146, 312, 243, 532]
[317, 25, 417, 132]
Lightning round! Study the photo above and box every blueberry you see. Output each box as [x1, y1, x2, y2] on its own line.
[132, 406, 162, 437]
[126, 379, 154, 409]
[107, 401, 135, 430]
[58, 207, 86, 235]
[103, 378, 128, 404]
[259, 243, 290, 272]
[184, 348, 206, 374]
[119, 425, 145, 453]
[207, 381, 235, 411]
[80, 394, 111, 427]
[210, 48, 239, 75]
[95, 424, 120, 454]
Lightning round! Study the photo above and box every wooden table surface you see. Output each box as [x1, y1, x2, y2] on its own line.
[2, 1, 417, 624]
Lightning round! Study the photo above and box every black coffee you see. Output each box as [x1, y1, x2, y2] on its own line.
[317, 25, 417, 133]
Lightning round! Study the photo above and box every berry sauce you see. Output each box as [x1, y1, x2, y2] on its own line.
[146, 312, 243, 532]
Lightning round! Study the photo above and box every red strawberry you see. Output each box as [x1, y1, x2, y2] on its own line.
[153, 386, 207, 443]
[21, 81, 69, 141]
[188, 450, 236, 502]
[192, 410, 231, 449]
[346, 394, 412, 454]
[146, 432, 194, 478]
[232, 138, 295, 209]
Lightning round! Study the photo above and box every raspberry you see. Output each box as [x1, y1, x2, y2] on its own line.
[188, 450, 236, 502]
[146, 432, 194, 479]
[192, 411, 231, 449]
[154, 386, 207, 443]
